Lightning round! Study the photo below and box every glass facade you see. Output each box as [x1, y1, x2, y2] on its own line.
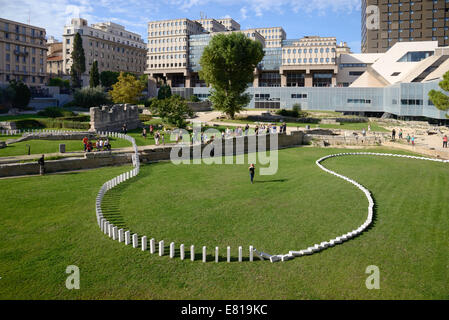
[188, 34, 211, 72]
[259, 48, 282, 70]
[189, 79, 448, 119]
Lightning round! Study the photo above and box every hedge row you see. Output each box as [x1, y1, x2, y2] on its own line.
[12, 118, 90, 130]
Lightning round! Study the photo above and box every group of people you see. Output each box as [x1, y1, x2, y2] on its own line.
[82, 136, 111, 152]
[142, 125, 165, 146]
[391, 128, 416, 146]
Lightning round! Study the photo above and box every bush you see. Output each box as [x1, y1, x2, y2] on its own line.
[73, 86, 110, 108]
[276, 108, 299, 118]
[36, 118, 90, 130]
[139, 114, 153, 122]
[189, 95, 200, 102]
[157, 84, 172, 100]
[11, 119, 44, 129]
[49, 78, 70, 89]
[8, 80, 31, 109]
[37, 107, 75, 118]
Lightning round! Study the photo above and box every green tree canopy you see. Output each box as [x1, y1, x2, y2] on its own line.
[48, 77, 70, 89]
[89, 60, 100, 88]
[70, 33, 86, 89]
[199, 32, 264, 119]
[110, 72, 145, 104]
[428, 70, 449, 117]
[150, 95, 194, 128]
[8, 80, 31, 109]
[100, 71, 120, 88]
[158, 84, 172, 100]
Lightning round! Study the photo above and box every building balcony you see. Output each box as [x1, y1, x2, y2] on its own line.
[13, 50, 29, 56]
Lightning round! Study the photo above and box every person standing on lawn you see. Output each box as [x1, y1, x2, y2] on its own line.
[82, 136, 88, 152]
[249, 163, 255, 184]
[38, 155, 45, 176]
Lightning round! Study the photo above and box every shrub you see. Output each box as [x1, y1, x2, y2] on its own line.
[11, 119, 44, 129]
[8, 80, 31, 109]
[157, 84, 172, 100]
[189, 95, 200, 102]
[144, 97, 158, 109]
[36, 118, 90, 130]
[73, 86, 110, 108]
[37, 107, 75, 118]
[49, 78, 70, 89]
[139, 114, 153, 122]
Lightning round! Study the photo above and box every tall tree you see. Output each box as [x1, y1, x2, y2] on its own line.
[70, 32, 86, 89]
[110, 72, 145, 104]
[158, 84, 172, 100]
[89, 60, 100, 88]
[100, 71, 120, 88]
[428, 70, 449, 117]
[8, 80, 31, 109]
[199, 32, 264, 119]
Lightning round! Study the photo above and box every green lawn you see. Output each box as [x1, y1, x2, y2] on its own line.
[0, 147, 447, 299]
[0, 137, 132, 157]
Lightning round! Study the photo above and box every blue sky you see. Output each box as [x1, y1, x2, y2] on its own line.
[1, 0, 362, 52]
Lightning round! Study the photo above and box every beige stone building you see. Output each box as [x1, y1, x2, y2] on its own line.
[47, 36, 63, 78]
[145, 17, 355, 90]
[63, 18, 147, 87]
[279, 36, 338, 87]
[0, 17, 47, 87]
[254, 27, 286, 48]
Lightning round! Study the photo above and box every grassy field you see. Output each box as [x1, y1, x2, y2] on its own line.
[0, 147, 447, 299]
[0, 137, 132, 157]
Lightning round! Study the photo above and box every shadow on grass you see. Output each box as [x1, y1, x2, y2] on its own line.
[254, 179, 287, 184]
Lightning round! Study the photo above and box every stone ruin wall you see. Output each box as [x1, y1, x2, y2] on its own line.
[89, 104, 142, 132]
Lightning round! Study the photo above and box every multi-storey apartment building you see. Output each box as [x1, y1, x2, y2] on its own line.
[47, 36, 63, 78]
[0, 17, 47, 87]
[254, 27, 286, 48]
[63, 18, 147, 86]
[146, 17, 341, 90]
[147, 18, 204, 87]
[362, 0, 449, 53]
[215, 18, 241, 31]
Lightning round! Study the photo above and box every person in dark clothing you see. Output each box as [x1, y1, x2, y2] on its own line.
[122, 124, 127, 135]
[38, 154, 45, 175]
[392, 129, 396, 141]
[249, 163, 255, 184]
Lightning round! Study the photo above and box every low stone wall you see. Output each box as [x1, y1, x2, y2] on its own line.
[188, 101, 212, 112]
[139, 131, 305, 163]
[305, 134, 382, 147]
[0, 153, 132, 177]
[0, 121, 17, 130]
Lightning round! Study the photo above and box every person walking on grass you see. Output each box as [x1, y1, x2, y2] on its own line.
[142, 127, 147, 139]
[249, 163, 255, 184]
[399, 129, 403, 139]
[392, 128, 396, 141]
[38, 154, 45, 176]
[411, 135, 415, 146]
[82, 136, 88, 152]
[443, 135, 448, 148]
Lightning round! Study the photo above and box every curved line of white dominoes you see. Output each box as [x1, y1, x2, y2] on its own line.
[267, 152, 449, 263]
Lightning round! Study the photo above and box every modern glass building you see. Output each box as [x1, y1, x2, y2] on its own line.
[190, 79, 448, 120]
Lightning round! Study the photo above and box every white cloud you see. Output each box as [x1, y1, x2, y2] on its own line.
[240, 7, 248, 21]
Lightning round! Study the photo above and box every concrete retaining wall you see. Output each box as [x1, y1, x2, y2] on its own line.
[0, 153, 131, 177]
